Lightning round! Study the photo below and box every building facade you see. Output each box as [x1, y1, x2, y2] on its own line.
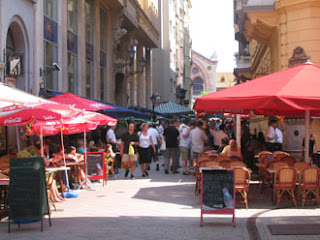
[216, 72, 236, 91]
[0, 0, 159, 108]
[233, 0, 320, 151]
[152, 0, 192, 105]
[190, 50, 218, 104]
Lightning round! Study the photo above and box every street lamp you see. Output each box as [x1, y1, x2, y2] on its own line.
[150, 93, 159, 122]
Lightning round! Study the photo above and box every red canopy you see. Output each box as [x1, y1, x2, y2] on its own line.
[194, 64, 320, 117]
[50, 92, 115, 111]
[0, 104, 61, 126]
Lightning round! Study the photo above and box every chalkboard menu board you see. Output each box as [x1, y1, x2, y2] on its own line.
[9, 157, 51, 232]
[84, 152, 105, 182]
[200, 168, 235, 226]
[201, 169, 234, 210]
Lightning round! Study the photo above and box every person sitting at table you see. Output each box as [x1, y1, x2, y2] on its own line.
[77, 141, 86, 154]
[52, 147, 65, 167]
[66, 146, 85, 184]
[222, 139, 243, 161]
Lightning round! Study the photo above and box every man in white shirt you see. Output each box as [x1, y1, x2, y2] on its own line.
[266, 119, 278, 152]
[180, 121, 196, 175]
[275, 127, 283, 151]
[148, 123, 162, 170]
[212, 124, 229, 152]
[106, 123, 121, 151]
[190, 120, 208, 164]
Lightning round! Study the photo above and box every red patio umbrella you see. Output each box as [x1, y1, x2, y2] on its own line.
[0, 104, 61, 126]
[194, 64, 320, 117]
[194, 64, 320, 161]
[50, 92, 115, 111]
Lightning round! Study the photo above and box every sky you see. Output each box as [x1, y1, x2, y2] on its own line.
[190, 0, 238, 72]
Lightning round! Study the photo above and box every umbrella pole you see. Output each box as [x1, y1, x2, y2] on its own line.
[40, 123, 44, 157]
[236, 114, 241, 147]
[15, 126, 21, 152]
[304, 110, 310, 163]
[60, 125, 69, 189]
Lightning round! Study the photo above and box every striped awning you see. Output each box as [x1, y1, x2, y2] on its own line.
[154, 101, 193, 115]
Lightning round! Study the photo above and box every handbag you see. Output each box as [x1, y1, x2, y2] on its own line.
[128, 144, 135, 156]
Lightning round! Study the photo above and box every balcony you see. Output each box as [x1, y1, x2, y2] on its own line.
[235, 53, 251, 68]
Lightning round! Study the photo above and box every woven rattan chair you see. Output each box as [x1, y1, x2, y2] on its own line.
[272, 161, 289, 171]
[273, 167, 297, 208]
[199, 160, 219, 168]
[230, 156, 242, 162]
[273, 151, 290, 161]
[294, 161, 309, 171]
[230, 161, 247, 168]
[300, 167, 320, 207]
[219, 160, 231, 168]
[234, 167, 251, 209]
[194, 157, 213, 195]
[280, 156, 296, 166]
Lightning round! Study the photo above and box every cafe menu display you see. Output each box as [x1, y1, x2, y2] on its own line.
[84, 152, 106, 184]
[200, 168, 235, 227]
[9, 157, 51, 232]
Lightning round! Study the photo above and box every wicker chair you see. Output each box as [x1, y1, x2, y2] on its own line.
[219, 160, 231, 168]
[230, 156, 242, 162]
[234, 167, 251, 209]
[230, 161, 247, 168]
[272, 161, 289, 171]
[280, 156, 296, 166]
[273, 167, 297, 208]
[199, 160, 219, 168]
[300, 167, 320, 207]
[294, 161, 309, 172]
[106, 157, 116, 180]
[258, 151, 272, 157]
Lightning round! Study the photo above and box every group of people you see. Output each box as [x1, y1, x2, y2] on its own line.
[107, 118, 243, 179]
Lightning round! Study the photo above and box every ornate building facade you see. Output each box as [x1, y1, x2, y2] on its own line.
[190, 50, 217, 104]
[0, 0, 159, 108]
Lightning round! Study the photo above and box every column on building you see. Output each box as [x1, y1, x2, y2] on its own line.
[137, 44, 145, 107]
[145, 48, 152, 108]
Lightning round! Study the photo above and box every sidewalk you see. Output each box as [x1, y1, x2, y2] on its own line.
[1, 160, 320, 239]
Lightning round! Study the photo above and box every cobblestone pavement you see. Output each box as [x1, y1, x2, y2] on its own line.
[1, 158, 320, 240]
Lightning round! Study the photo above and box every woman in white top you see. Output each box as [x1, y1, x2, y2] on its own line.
[138, 123, 156, 177]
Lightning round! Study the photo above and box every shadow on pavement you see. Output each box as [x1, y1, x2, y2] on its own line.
[132, 183, 199, 208]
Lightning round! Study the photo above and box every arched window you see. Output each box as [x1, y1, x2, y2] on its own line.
[220, 76, 225, 82]
[193, 77, 204, 96]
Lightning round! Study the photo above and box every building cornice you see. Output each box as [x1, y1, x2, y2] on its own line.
[192, 50, 218, 65]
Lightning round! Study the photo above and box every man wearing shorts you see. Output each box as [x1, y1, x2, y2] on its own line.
[190, 120, 208, 166]
[120, 123, 139, 179]
[179, 121, 196, 175]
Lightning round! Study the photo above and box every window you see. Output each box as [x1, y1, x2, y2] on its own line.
[85, 0, 93, 44]
[193, 77, 204, 96]
[86, 62, 93, 97]
[44, 0, 57, 20]
[100, 67, 106, 100]
[192, 67, 198, 74]
[67, 0, 78, 93]
[44, 0, 58, 90]
[100, 7, 107, 100]
[220, 76, 225, 82]
[100, 7, 107, 51]
[67, 0, 77, 33]
[68, 52, 77, 93]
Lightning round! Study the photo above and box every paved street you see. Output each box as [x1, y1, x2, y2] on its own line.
[1, 159, 320, 240]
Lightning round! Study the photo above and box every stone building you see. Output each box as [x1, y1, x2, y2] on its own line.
[152, 0, 192, 105]
[190, 50, 217, 104]
[0, 0, 160, 108]
[216, 72, 236, 91]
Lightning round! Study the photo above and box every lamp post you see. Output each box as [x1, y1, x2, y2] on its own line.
[150, 93, 159, 123]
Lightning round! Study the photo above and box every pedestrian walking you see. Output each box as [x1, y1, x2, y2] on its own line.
[275, 127, 283, 151]
[138, 123, 156, 177]
[163, 119, 180, 174]
[148, 123, 162, 171]
[190, 120, 208, 166]
[120, 123, 139, 180]
[179, 121, 195, 175]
